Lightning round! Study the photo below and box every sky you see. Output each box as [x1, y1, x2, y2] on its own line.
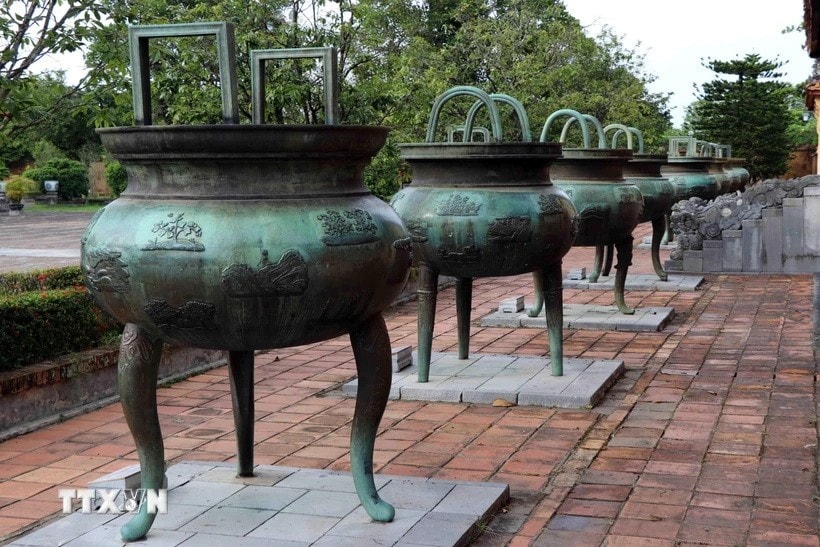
[561, 0, 813, 127]
[44, 0, 812, 128]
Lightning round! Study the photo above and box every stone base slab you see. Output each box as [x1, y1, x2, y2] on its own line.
[638, 235, 677, 251]
[480, 303, 675, 332]
[563, 273, 704, 291]
[11, 461, 510, 547]
[344, 352, 624, 409]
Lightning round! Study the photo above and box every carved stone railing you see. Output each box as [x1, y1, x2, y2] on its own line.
[669, 176, 820, 260]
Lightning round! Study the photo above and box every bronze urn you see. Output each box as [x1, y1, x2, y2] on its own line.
[81, 24, 409, 540]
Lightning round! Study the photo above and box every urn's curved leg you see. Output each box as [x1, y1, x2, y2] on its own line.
[456, 278, 472, 360]
[661, 212, 674, 245]
[602, 244, 614, 277]
[542, 262, 564, 376]
[614, 236, 636, 315]
[417, 266, 438, 383]
[349, 314, 395, 522]
[651, 217, 669, 282]
[526, 270, 544, 317]
[588, 245, 605, 283]
[229, 350, 254, 477]
[118, 324, 165, 542]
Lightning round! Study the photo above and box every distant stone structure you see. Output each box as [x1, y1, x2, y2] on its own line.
[666, 175, 820, 274]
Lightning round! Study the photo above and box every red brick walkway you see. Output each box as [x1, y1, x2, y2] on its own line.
[0, 227, 817, 546]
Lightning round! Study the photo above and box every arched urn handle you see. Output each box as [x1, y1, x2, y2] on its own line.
[250, 46, 338, 125]
[540, 109, 603, 147]
[128, 22, 239, 126]
[445, 124, 491, 143]
[425, 86, 503, 143]
[604, 124, 639, 152]
[463, 93, 533, 142]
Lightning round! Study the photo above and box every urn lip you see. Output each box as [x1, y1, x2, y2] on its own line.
[397, 141, 562, 160]
[97, 124, 390, 158]
[560, 148, 633, 160]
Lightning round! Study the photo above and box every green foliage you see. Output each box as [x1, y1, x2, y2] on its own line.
[24, 158, 89, 199]
[31, 140, 67, 166]
[0, 161, 9, 180]
[0, 267, 85, 296]
[4, 175, 34, 203]
[105, 161, 128, 197]
[0, 287, 120, 371]
[690, 54, 792, 180]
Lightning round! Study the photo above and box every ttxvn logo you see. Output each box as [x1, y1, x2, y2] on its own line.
[58, 488, 168, 514]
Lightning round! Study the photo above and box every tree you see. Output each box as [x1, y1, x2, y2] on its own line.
[689, 54, 792, 180]
[1, 1, 105, 139]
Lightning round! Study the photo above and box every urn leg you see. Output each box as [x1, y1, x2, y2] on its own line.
[118, 324, 165, 542]
[614, 236, 636, 315]
[526, 270, 545, 317]
[542, 262, 564, 376]
[229, 350, 254, 477]
[602, 243, 614, 277]
[661, 212, 674, 244]
[651, 217, 669, 281]
[417, 266, 438, 383]
[589, 245, 605, 283]
[456, 277, 472, 360]
[349, 314, 395, 522]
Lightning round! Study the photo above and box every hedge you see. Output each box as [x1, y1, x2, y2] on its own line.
[0, 266, 85, 296]
[23, 158, 90, 200]
[0, 267, 122, 371]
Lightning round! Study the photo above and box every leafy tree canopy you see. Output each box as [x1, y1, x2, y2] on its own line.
[689, 53, 793, 180]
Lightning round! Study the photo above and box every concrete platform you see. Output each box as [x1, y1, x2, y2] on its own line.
[637, 234, 677, 251]
[344, 352, 624, 408]
[563, 273, 704, 291]
[481, 303, 675, 332]
[10, 461, 509, 547]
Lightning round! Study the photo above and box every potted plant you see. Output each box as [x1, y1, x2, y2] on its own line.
[5, 175, 34, 214]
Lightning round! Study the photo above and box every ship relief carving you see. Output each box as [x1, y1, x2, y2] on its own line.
[487, 217, 532, 243]
[221, 249, 309, 297]
[404, 219, 429, 242]
[538, 195, 564, 216]
[84, 250, 130, 293]
[142, 213, 204, 252]
[318, 209, 378, 246]
[144, 299, 215, 331]
[435, 193, 481, 216]
[437, 244, 481, 263]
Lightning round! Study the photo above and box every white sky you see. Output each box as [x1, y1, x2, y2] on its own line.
[43, 0, 812, 128]
[561, 0, 813, 127]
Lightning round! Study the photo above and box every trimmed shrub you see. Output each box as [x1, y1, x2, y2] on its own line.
[24, 158, 89, 200]
[0, 161, 9, 180]
[4, 175, 34, 203]
[0, 288, 121, 371]
[0, 266, 85, 295]
[105, 161, 128, 197]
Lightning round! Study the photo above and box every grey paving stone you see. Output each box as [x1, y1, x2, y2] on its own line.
[498, 295, 525, 313]
[483, 304, 674, 333]
[166, 463, 220, 490]
[108, 502, 208, 532]
[178, 533, 300, 546]
[472, 354, 517, 368]
[392, 345, 413, 373]
[221, 484, 306, 511]
[247, 512, 339, 542]
[168, 481, 245, 506]
[433, 484, 510, 519]
[281, 489, 361, 518]
[325, 507, 426, 544]
[274, 469, 388, 493]
[401, 384, 462, 402]
[64, 524, 193, 546]
[88, 463, 143, 491]
[460, 389, 518, 405]
[376, 479, 454, 511]
[8, 512, 119, 546]
[313, 537, 387, 547]
[178, 505, 273, 535]
[399, 511, 478, 547]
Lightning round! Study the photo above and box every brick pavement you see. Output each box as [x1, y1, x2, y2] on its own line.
[0, 214, 817, 546]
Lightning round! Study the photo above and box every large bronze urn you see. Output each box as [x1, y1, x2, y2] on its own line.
[391, 87, 576, 380]
[81, 24, 409, 541]
[537, 110, 642, 314]
[606, 125, 675, 281]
